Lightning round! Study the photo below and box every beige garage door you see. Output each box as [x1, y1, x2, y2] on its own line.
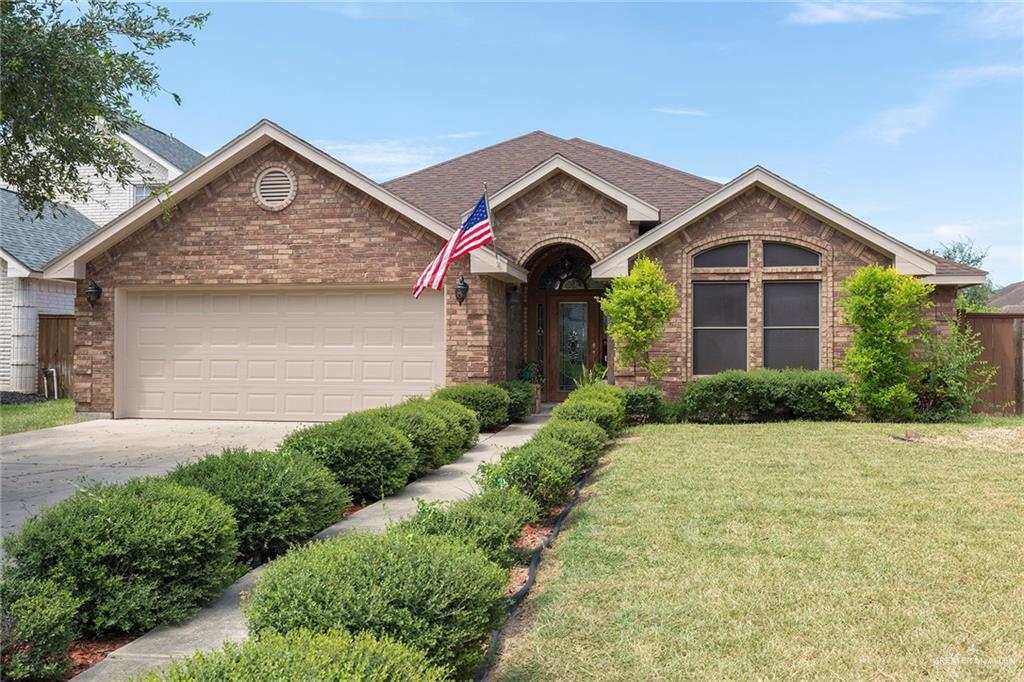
[117, 288, 444, 420]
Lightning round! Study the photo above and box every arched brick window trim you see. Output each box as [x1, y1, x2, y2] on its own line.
[681, 233, 835, 380]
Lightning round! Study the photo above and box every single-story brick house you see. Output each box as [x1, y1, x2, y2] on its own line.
[43, 120, 985, 420]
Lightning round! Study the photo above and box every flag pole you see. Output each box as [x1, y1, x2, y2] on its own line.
[483, 181, 499, 267]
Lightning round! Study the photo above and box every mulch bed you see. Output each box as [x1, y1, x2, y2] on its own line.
[0, 391, 48, 405]
[65, 636, 136, 680]
[506, 513, 559, 595]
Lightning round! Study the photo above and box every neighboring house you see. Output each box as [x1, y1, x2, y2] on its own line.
[0, 124, 204, 394]
[62, 123, 206, 225]
[42, 120, 986, 420]
[0, 191, 100, 393]
[990, 281, 1024, 314]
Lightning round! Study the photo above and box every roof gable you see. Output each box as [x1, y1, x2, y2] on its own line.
[43, 120, 524, 282]
[592, 166, 940, 279]
[480, 154, 659, 222]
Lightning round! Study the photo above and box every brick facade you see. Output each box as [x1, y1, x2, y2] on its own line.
[610, 187, 955, 396]
[71, 143, 963, 416]
[74, 143, 506, 415]
[493, 171, 636, 265]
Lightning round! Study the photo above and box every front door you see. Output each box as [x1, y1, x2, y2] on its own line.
[542, 295, 603, 401]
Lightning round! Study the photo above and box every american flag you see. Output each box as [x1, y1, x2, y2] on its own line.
[414, 194, 494, 298]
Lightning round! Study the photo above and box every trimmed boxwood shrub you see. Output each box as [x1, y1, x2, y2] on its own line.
[532, 419, 607, 471]
[0, 576, 81, 680]
[478, 444, 576, 515]
[3, 478, 238, 634]
[501, 380, 535, 422]
[566, 382, 626, 410]
[371, 403, 449, 475]
[167, 448, 350, 565]
[423, 397, 479, 451]
[280, 412, 417, 501]
[245, 531, 506, 678]
[396, 488, 539, 568]
[551, 398, 624, 436]
[675, 369, 852, 423]
[135, 629, 449, 681]
[623, 385, 665, 424]
[433, 384, 510, 431]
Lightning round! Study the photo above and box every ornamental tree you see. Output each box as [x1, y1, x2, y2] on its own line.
[1, 0, 208, 215]
[599, 256, 678, 383]
[838, 265, 933, 421]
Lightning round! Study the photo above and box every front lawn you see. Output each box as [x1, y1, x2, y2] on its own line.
[494, 420, 1024, 680]
[0, 398, 75, 435]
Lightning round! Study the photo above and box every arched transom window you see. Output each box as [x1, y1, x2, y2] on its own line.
[537, 253, 605, 290]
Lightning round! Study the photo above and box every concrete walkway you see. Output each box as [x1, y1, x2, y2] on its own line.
[75, 412, 548, 681]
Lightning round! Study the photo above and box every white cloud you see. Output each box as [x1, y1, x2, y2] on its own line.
[861, 63, 1023, 143]
[961, 1, 1024, 39]
[653, 107, 708, 116]
[314, 139, 446, 180]
[435, 131, 481, 140]
[932, 223, 979, 241]
[787, 1, 939, 25]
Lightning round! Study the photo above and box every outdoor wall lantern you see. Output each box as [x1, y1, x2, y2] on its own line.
[84, 280, 103, 305]
[454, 276, 470, 305]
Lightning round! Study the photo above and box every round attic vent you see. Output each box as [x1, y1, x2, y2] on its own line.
[254, 166, 296, 211]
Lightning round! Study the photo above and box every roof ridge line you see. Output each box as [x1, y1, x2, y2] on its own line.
[383, 130, 566, 186]
[567, 137, 722, 189]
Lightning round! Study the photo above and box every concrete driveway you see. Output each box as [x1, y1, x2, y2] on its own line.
[1, 420, 302, 539]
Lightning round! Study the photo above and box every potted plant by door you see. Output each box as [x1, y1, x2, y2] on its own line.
[521, 362, 544, 413]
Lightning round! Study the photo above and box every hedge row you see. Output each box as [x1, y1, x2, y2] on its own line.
[236, 386, 613, 679]
[1, 387, 513, 679]
[669, 369, 851, 423]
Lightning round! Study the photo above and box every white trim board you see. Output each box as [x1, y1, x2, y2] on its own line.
[467, 154, 660, 223]
[44, 120, 526, 283]
[592, 166, 939, 279]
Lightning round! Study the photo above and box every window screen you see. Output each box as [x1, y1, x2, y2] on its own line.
[692, 282, 747, 374]
[763, 282, 819, 369]
[764, 242, 819, 267]
[693, 242, 748, 268]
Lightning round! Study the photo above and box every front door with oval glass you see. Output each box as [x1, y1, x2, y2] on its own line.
[526, 248, 607, 402]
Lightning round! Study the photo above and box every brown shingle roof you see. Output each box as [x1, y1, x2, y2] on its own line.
[990, 281, 1024, 312]
[922, 253, 988, 277]
[383, 131, 721, 227]
[383, 131, 987, 280]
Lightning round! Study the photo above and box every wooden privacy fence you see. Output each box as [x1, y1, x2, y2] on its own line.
[37, 315, 75, 399]
[962, 312, 1024, 416]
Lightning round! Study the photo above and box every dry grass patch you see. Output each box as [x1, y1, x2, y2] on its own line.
[918, 427, 1024, 455]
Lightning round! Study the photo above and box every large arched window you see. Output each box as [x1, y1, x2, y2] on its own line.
[693, 242, 749, 268]
[537, 253, 605, 290]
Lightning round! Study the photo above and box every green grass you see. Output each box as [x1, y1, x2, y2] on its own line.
[0, 398, 75, 435]
[494, 419, 1024, 681]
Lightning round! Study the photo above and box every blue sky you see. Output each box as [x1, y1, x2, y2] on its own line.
[137, 1, 1023, 285]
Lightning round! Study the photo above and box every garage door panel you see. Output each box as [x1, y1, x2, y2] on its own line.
[119, 289, 444, 420]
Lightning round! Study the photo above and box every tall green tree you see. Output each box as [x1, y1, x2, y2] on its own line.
[931, 237, 997, 311]
[1, 0, 208, 215]
[599, 256, 678, 383]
